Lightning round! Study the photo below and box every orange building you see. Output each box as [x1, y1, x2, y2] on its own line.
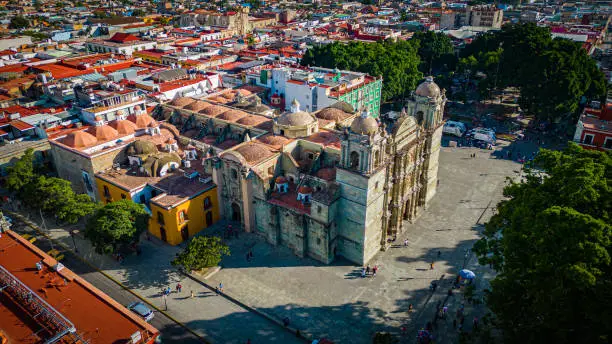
[0, 229, 159, 343]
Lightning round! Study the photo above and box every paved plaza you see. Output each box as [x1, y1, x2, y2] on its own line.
[5, 135, 546, 344]
[204, 143, 529, 343]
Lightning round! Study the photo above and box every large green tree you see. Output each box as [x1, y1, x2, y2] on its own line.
[36, 176, 97, 224]
[411, 31, 456, 74]
[461, 23, 606, 122]
[473, 143, 612, 343]
[6, 148, 36, 193]
[301, 40, 422, 102]
[9, 16, 29, 29]
[85, 200, 149, 254]
[172, 236, 230, 271]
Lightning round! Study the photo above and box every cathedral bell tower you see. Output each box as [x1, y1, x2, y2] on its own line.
[406, 76, 446, 204]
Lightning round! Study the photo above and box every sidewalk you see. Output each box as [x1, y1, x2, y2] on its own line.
[5, 208, 304, 344]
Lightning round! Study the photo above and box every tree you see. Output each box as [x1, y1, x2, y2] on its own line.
[301, 40, 422, 102]
[172, 236, 230, 271]
[411, 31, 456, 74]
[159, 16, 171, 25]
[85, 200, 149, 254]
[473, 143, 612, 344]
[6, 148, 36, 193]
[9, 16, 29, 29]
[35, 176, 97, 224]
[132, 9, 146, 17]
[460, 23, 606, 122]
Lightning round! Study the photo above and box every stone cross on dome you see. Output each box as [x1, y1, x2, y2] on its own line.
[94, 116, 105, 126]
[360, 107, 370, 119]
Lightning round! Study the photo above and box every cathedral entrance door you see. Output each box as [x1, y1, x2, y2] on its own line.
[231, 203, 241, 223]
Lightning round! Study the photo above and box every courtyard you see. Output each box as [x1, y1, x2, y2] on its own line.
[203, 139, 536, 343]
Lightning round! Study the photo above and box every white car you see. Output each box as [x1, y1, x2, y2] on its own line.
[443, 121, 466, 137]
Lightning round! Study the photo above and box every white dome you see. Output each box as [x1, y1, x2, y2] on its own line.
[415, 76, 441, 98]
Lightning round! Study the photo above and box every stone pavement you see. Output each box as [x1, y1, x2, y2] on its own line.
[203, 145, 526, 344]
[6, 209, 304, 344]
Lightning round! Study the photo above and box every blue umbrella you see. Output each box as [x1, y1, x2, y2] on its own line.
[459, 269, 476, 279]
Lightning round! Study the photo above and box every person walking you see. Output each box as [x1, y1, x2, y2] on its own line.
[473, 317, 479, 330]
[218, 282, 223, 294]
[453, 318, 457, 329]
[366, 265, 370, 276]
[361, 267, 366, 278]
[404, 239, 409, 247]
[430, 262, 434, 270]
[372, 265, 378, 277]
[176, 283, 182, 293]
[246, 252, 251, 262]
[442, 306, 448, 319]
[190, 290, 195, 298]
[408, 304, 413, 312]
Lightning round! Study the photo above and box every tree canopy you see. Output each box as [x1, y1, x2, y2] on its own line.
[300, 41, 422, 102]
[411, 31, 456, 74]
[6, 148, 37, 193]
[85, 200, 148, 254]
[461, 23, 606, 122]
[9, 16, 29, 29]
[172, 236, 230, 271]
[473, 143, 612, 343]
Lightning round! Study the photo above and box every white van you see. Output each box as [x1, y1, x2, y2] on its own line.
[443, 121, 466, 137]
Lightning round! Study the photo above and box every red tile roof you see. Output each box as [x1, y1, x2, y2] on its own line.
[109, 32, 141, 43]
[0, 229, 159, 344]
[9, 120, 34, 131]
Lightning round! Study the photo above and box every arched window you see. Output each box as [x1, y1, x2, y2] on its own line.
[350, 151, 360, 169]
[231, 169, 238, 180]
[416, 111, 424, 124]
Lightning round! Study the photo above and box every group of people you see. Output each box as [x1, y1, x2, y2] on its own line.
[360, 264, 378, 278]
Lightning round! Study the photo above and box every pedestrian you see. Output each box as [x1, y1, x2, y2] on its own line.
[443, 306, 448, 318]
[190, 290, 194, 298]
[453, 318, 457, 329]
[176, 283, 182, 293]
[437, 250, 441, 258]
[430, 262, 434, 270]
[408, 304, 413, 312]
[218, 282, 223, 293]
[366, 265, 370, 276]
[249, 250, 253, 260]
[372, 265, 378, 277]
[404, 239, 408, 247]
[473, 317, 479, 330]
[361, 267, 366, 278]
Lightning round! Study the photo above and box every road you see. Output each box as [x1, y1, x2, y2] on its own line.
[10, 219, 206, 344]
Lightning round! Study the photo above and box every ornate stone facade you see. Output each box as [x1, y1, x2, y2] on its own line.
[159, 77, 445, 265]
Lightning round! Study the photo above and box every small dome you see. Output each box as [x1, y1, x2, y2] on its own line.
[170, 97, 196, 108]
[184, 100, 210, 112]
[87, 124, 118, 141]
[148, 119, 159, 128]
[127, 140, 158, 156]
[221, 91, 235, 100]
[277, 111, 317, 126]
[217, 109, 248, 122]
[415, 76, 441, 98]
[63, 130, 97, 148]
[316, 108, 352, 122]
[236, 89, 252, 96]
[236, 115, 269, 126]
[200, 105, 227, 117]
[166, 137, 176, 144]
[257, 134, 292, 148]
[127, 112, 155, 129]
[275, 176, 288, 184]
[110, 119, 137, 135]
[235, 142, 273, 164]
[350, 116, 379, 135]
[208, 96, 229, 104]
[316, 167, 336, 181]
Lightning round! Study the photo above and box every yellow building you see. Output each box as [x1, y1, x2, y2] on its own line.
[96, 167, 220, 245]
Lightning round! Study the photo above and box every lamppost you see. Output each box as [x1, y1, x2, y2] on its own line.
[70, 230, 79, 253]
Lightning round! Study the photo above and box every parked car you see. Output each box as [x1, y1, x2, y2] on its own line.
[467, 127, 497, 145]
[128, 302, 154, 322]
[443, 121, 466, 137]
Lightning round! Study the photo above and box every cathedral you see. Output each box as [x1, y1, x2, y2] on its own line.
[161, 77, 445, 265]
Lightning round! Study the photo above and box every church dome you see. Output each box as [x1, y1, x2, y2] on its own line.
[415, 76, 441, 98]
[110, 119, 137, 135]
[350, 111, 379, 135]
[170, 97, 196, 108]
[316, 107, 352, 122]
[184, 100, 210, 112]
[127, 139, 158, 156]
[277, 99, 317, 127]
[87, 122, 119, 141]
[217, 109, 248, 122]
[63, 130, 98, 148]
[129, 113, 155, 129]
[200, 105, 227, 117]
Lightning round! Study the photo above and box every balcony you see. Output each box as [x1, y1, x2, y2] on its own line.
[88, 95, 145, 113]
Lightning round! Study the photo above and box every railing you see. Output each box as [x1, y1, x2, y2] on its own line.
[0, 265, 87, 344]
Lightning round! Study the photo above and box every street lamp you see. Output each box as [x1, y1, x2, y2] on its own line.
[70, 230, 79, 253]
